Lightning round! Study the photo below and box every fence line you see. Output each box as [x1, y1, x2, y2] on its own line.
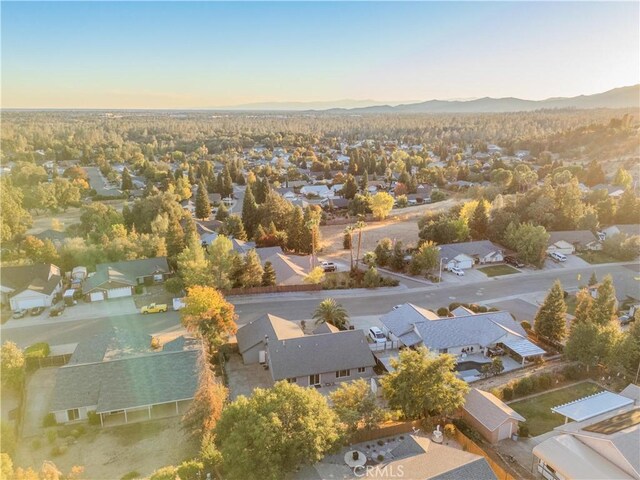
[453, 430, 516, 480]
[222, 284, 322, 296]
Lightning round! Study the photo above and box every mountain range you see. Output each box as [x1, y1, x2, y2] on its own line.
[218, 85, 639, 113]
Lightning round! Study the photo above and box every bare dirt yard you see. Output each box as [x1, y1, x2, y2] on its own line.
[16, 416, 198, 479]
[320, 198, 462, 262]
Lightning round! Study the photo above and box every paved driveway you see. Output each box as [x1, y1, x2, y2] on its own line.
[488, 298, 540, 322]
[225, 353, 273, 400]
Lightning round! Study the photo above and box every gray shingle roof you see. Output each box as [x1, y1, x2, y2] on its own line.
[268, 330, 376, 381]
[0, 263, 61, 296]
[236, 314, 304, 355]
[547, 230, 599, 246]
[83, 257, 170, 293]
[430, 459, 497, 480]
[51, 350, 200, 413]
[463, 388, 525, 431]
[380, 303, 440, 339]
[437, 240, 504, 259]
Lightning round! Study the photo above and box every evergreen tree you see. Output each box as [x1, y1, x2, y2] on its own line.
[215, 202, 229, 221]
[588, 272, 598, 287]
[287, 206, 306, 253]
[261, 261, 276, 286]
[223, 214, 247, 241]
[390, 241, 406, 271]
[589, 275, 617, 326]
[573, 288, 594, 327]
[121, 167, 133, 191]
[534, 280, 567, 343]
[229, 254, 245, 288]
[166, 215, 186, 258]
[342, 175, 358, 199]
[469, 199, 489, 240]
[241, 185, 258, 239]
[360, 170, 369, 192]
[188, 165, 196, 185]
[242, 250, 264, 288]
[222, 165, 234, 198]
[616, 190, 640, 224]
[195, 180, 211, 220]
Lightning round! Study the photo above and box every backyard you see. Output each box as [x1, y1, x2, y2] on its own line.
[477, 265, 521, 277]
[578, 251, 619, 264]
[508, 381, 602, 437]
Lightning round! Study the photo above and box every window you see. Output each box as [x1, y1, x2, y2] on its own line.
[439, 348, 448, 354]
[336, 369, 350, 378]
[67, 408, 79, 421]
[357, 367, 366, 373]
[286, 377, 296, 383]
[309, 374, 320, 386]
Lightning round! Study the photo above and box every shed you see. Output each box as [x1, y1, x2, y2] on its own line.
[462, 389, 525, 443]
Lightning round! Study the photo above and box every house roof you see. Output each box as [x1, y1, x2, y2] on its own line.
[51, 349, 200, 413]
[619, 384, 640, 404]
[236, 314, 303, 355]
[380, 303, 440, 339]
[312, 323, 339, 334]
[604, 225, 640, 237]
[438, 240, 504, 261]
[256, 247, 312, 285]
[267, 329, 376, 381]
[551, 391, 634, 422]
[0, 263, 61, 296]
[463, 389, 525, 432]
[83, 257, 170, 293]
[547, 230, 599, 246]
[533, 434, 633, 480]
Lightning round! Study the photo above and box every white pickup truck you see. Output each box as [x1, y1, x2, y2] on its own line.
[172, 297, 186, 311]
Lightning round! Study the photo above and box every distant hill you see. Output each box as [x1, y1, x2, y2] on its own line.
[323, 85, 640, 114]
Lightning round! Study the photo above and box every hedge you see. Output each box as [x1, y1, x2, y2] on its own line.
[24, 342, 50, 359]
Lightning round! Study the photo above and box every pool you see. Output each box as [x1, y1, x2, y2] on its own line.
[456, 360, 489, 372]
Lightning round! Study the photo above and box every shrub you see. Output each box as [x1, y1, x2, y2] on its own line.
[134, 285, 144, 295]
[431, 191, 446, 202]
[377, 454, 384, 462]
[31, 438, 42, 450]
[452, 418, 483, 444]
[42, 413, 57, 428]
[562, 364, 585, 381]
[501, 387, 514, 401]
[538, 373, 553, 390]
[437, 307, 450, 317]
[121, 472, 141, 480]
[87, 411, 100, 426]
[177, 460, 204, 480]
[444, 424, 456, 438]
[46, 429, 57, 444]
[377, 440, 384, 446]
[449, 302, 462, 311]
[24, 342, 50, 359]
[521, 321, 532, 331]
[476, 305, 488, 313]
[518, 423, 530, 437]
[50, 445, 67, 457]
[150, 466, 178, 480]
[514, 377, 533, 397]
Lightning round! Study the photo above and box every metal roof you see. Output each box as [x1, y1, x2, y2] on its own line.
[502, 338, 546, 358]
[551, 391, 634, 422]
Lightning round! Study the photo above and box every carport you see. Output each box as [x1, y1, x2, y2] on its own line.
[501, 338, 546, 365]
[99, 398, 192, 426]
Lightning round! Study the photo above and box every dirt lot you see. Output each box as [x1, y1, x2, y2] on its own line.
[16, 416, 198, 479]
[27, 199, 126, 235]
[320, 198, 462, 262]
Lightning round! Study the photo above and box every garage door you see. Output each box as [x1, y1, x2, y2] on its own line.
[13, 297, 47, 310]
[456, 259, 474, 270]
[90, 291, 105, 302]
[498, 421, 512, 441]
[107, 287, 132, 299]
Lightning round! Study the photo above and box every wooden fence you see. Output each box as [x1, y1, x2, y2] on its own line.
[453, 430, 516, 480]
[222, 284, 322, 296]
[25, 353, 72, 371]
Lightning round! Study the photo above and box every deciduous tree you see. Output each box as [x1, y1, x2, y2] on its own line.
[329, 379, 382, 433]
[181, 286, 237, 349]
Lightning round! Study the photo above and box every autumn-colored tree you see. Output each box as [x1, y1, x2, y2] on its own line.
[181, 286, 237, 349]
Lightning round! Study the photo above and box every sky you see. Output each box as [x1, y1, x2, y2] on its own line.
[1, 1, 639, 109]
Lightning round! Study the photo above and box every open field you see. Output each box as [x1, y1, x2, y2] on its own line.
[478, 265, 521, 277]
[320, 198, 462, 262]
[509, 381, 602, 436]
[26, 199, 126, 235]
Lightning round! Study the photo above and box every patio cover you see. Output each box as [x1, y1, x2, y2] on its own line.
[551, 391, 634, 422]
[533, 434, 633, 480]
[501, 338, 545, 358]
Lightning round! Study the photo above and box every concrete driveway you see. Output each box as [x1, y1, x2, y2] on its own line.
[488, 298, 540, 322]
[544, 255, 590, 270]
[440, 268, 486, 284]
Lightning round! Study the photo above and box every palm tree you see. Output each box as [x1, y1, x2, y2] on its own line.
[312, 298, 350, 330]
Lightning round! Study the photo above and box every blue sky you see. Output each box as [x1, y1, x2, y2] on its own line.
[2, 1, 639, 108]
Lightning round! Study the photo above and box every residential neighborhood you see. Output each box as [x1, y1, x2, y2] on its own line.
[1, 2, 640, 479]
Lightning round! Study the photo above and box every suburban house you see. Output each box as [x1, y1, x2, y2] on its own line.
[0, 263, 63, 311]
[82, 257, 171, 302]
[379, 304, 545, 366]
[462, 389, 525, 443]
[296, 434, 497, 480]
[255, 247, 313, 286]
[49, 330, 202, 426]
[300, 185, 332, 198]
[235, 314, 376, 387]
[601, 224, 640, 239]
[547, 230, 601, 255]
[438, 241, 505, 270]
[533, 386, 640, 480]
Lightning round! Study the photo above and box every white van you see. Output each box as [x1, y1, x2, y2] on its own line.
[549, 252, 567, 262]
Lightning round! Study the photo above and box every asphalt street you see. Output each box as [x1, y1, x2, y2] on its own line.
[2, 262, 637, 348]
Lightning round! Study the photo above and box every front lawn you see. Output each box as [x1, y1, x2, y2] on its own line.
[509, 382, 602, 436]
[478, 265, 521, 277]
[578, 252, 618, 264]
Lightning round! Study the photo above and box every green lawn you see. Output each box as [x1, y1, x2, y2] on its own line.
[509, 382, 602, 437]
[478, 265, 521, 277]
[578, 252, 618, 264]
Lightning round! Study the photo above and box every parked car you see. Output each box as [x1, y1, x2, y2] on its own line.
[504, 256, 525, 268]
[49, 303, 65, 317]
[321, 261, 337, 272]
[619, 314, 633, 325]
[549, 252, 567, 262]
[12, 309, 27, 319]
[449, 266, 465, 276]
[141, 303, 168, 314]
[29, 307, 45, 316]
[368, 327, 387, 344]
